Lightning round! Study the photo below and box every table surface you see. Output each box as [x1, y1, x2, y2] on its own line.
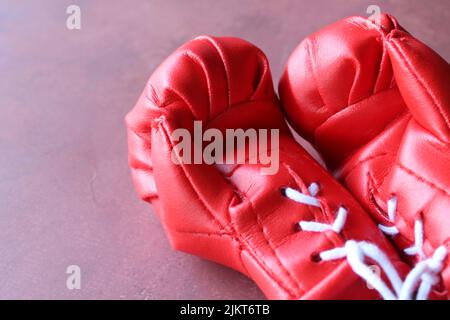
[1, 0, 449, 299]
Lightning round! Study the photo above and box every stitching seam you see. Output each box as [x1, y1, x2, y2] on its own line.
[390, 38, 450, 132]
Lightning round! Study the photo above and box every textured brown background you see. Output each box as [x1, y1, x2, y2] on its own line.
[1, 0, 449, 299]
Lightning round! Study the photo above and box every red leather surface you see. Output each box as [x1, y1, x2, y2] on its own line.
[126, 36, 409, 299]
[279, 14, 450, 296]
[2, 1, 450, 299]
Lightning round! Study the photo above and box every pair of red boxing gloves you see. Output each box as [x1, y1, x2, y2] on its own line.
[126, 14, 450, 300]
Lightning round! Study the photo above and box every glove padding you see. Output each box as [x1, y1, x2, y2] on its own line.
[279, 14, 450, 298]
[126, 36, 409, 299]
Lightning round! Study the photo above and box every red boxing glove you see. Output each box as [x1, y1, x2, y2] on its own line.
[126, 36, 409, 299]
[279, 14, 450, 298]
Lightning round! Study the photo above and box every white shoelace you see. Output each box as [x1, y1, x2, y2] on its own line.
[283, 185, 448, 300]
[377, 197, 444, 299]
[404, 219, 426, 259]
[377, 196, 400, 236]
